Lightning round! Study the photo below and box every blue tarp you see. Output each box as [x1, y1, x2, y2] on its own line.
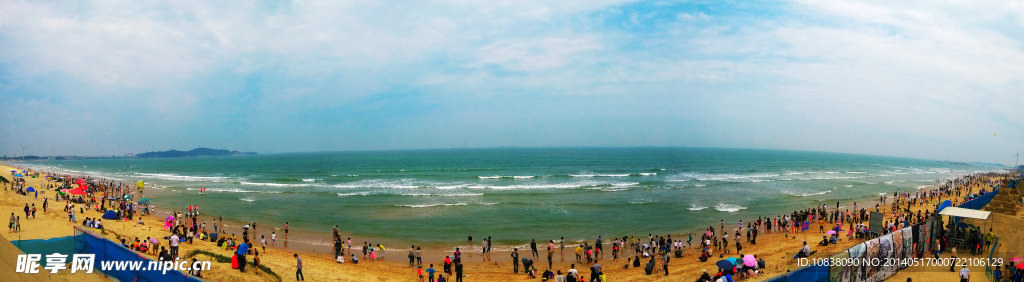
[763, 264, 830, 282]
[74, 227, 204, 282]
[102, 210, 117, 220]
[936, 200, 952, 213]
[958, 189, 998, 210]
[12, 236, 77, 260]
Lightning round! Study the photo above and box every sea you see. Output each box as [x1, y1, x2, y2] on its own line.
[10, 147, 998, 250]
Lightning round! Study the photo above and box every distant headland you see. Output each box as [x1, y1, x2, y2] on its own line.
[136, 147, 257, 158]
[0, 147, 256, 161]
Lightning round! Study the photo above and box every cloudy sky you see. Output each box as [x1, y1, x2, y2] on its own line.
[1, 0, 1022, 165]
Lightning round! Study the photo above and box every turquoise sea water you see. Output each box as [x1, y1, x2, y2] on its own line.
[14, 148, 994, 248]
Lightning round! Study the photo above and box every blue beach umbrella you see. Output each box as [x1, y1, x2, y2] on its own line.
[14, 174, 23, 177]
[726, 257, 742, 265]
[715, 260, 734, 270]
[26, 187, 35, 192]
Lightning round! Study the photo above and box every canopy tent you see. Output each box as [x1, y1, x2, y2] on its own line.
[102, 210, 118, 220]
[939, 207, 991, 220]
[941, 206, 992, 237]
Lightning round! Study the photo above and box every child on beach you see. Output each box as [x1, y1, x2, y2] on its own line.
[271, 231, 276, 245]
[261, 235, 266, 252]
[369, 244, 376, 261]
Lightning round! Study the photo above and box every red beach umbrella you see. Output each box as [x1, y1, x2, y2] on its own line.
[69, 188, 88, 195]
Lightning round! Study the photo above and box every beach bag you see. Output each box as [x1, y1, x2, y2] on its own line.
[231, 254, 239, 269]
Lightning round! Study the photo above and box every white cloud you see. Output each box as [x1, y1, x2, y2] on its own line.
[0, 0, 1021, 163]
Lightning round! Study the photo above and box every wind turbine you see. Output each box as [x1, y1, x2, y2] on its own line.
[51, 146, 56, 160]
[20, 145, 27, 160]
[1015, 148, 1020, 168]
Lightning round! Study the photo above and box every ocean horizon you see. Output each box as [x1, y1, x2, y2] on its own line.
[8, 147, 999, 249]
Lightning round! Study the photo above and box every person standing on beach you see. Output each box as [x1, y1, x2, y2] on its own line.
[547, 241, 554, 269]
[416, 247, 423, 268]
[236, 238, 250, 272]
[454, 262, 464, 282]
[169, 233, 180, 259]
[409, 245, 416, 267]
[531, 239, 538, 258]
[511, 248, 520, 273]
[559, 237, 565, 261]
[294, 253, 304, 281]
[347, 237, 352, 256]
[481, 237, 487, 261]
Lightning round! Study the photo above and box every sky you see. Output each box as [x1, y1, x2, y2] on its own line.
[0, 0, 1022, 165]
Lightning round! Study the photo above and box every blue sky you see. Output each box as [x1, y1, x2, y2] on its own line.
[1, 0, 1022, 165]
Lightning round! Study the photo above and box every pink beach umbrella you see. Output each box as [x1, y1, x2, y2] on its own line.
[743, 255, 756, 267]
[1011, 257, 1022, 262]
[826, 230, 837, 235]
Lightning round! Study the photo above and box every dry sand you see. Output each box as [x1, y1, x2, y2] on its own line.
[2, 163, 1018, 282]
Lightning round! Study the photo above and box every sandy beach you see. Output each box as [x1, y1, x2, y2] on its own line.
[2, 162, 1020, 282]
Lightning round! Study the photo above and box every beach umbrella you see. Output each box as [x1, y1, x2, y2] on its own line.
[1018, 263, 1024, 270]
[743, 255, 756, 267]
[826, 230, 837, 235]
[15, 174, 23, 177]
[69, 188, 87, 195]
[715, 260, 734, 270]
[26, 187, 35, 192]
[0, 176, 8, 184]
[1011, 257, 1022, 262]
[956, 222, 969, 229]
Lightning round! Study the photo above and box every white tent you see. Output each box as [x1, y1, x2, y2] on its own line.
[938, 207, 991, 220]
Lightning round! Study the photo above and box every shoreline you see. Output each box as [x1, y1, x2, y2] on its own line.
[1, 162, 986, 258]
